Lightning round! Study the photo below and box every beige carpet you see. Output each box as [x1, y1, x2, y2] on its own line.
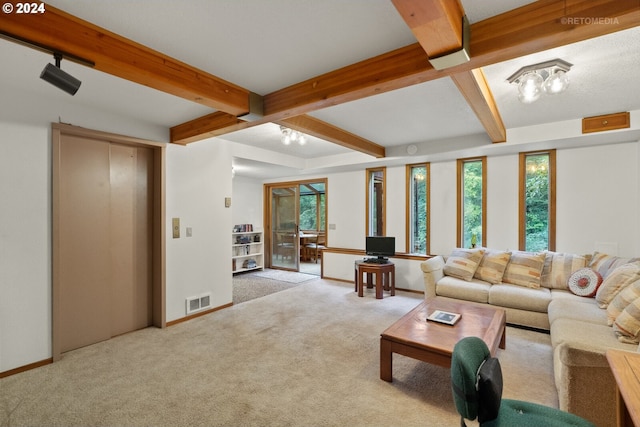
[1, 279, 556, 427]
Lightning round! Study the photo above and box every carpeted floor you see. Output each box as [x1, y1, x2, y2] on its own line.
[232, 269, 319, 304]
[1, 279, 557, 427]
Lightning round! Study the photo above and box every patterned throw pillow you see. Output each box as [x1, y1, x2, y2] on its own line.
[474, 250, 511, 284]
[595, 261, 640, 308]
[502, 251, 547, 288]
[613, 297, 640, 344]
[541, 252, 589, 289]
[607, 279, 640, 325]
[589, 252, 640, 279]
[568, 268, 602, 297]
[443, 248, 485, 281]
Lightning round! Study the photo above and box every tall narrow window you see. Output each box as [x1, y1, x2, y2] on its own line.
[366, 167, 385, 236]
[406, 163, 429, 254]
[457, 157, 486, 248]
[520, 150, 555, 251]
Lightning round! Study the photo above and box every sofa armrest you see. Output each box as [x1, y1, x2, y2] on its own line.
[556, 341, 609, 368]
[421, 256, 445, 299]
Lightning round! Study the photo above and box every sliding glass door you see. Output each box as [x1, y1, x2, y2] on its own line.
[269, 185, 299, 271]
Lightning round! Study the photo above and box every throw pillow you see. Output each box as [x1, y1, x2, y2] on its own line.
[541, 252, 589, 289]
[502, 251, 546, 288]
[613, 296, 640, 344]
[474, 250, 511, 284]
[567, 268, 602, 297]
[443, 248, 485, 281]
[589, 252, 640, 279]
[607, 279, 640, 325]
[595, 261, 640, 308]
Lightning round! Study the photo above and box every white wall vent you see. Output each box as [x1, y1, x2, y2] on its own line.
[186, 293, 212, 315]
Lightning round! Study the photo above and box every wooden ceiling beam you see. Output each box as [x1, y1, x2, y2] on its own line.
[451, 69, 506, 143]
[278, 116, 385, 158]
[0, 2, 250, 116]
[392, 0, 505, 143]
[391, 0, 465, 58]
[263, 0, 639, 118]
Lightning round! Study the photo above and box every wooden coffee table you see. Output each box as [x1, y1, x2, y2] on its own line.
[380, 297, 506, 382]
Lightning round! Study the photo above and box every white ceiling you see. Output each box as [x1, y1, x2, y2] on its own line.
[3, 0, 639, 178]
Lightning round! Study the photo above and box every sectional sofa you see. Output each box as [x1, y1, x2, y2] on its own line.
[420, 248, 640, 427]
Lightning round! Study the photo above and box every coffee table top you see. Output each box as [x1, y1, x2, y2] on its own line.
[381, 297, 506, 358]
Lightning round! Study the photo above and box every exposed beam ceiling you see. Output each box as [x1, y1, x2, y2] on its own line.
[391, 0, 506, 142]
[2, 0, 638, 154]
[0, 3, 249, 116]
[171, 0, 640, 144]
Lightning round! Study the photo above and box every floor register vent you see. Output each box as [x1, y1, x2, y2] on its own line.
[186, 293, 212, 315]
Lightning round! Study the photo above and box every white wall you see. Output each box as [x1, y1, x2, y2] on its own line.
[0, 86, 233, 372]
[165, 141, 233, 322]
[231, 175, 263, 229]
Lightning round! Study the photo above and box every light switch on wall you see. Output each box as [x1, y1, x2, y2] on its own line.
[186, 227, 192, 237]
[172, 218, 180, 238]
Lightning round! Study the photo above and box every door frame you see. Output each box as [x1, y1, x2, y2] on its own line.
[263, 178, 328, 271]
[51, 123, 166, 361]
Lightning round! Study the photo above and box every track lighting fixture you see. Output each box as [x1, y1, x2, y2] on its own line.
[280, 126, 307, 146]
[40, 53, 82, 95]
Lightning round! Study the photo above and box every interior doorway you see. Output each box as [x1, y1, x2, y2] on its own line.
[52, 124, 165, 361]
[264, 179, 327, 274]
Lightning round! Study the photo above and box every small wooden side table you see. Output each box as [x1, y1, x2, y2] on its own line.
[354, 260, 395, 299]
[606, 349, 640, 427]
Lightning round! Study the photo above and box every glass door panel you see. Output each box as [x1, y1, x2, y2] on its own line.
[270, 185, 299, 271]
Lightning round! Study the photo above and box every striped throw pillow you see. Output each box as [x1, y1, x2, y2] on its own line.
[443, 248, 485, 281]
[614, 296, 640, 344]
[502, 251, 546, 288]
[596, 261, 640, 308]
[607, 279, 640, 325]
[540, 252, 589, 289]
[474, 250, 511, 284]
[590, 252, 640, 279]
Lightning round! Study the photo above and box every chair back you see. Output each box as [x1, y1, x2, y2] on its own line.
[451, 337, 492, 422]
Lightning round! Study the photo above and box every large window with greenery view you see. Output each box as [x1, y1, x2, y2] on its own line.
[366, 167, 385, 236]
[299, 182, 326, 231]
[520, 150, 555, 251]
[457, 157, 486, 248]
[406, 163, 429, 254]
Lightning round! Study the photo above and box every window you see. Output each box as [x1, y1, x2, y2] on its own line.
[299, 182, 326, 231]
[457, 157, 486, 248]
[406, 163, 429, 254]
[519, 150, 555, 251]
[366, 167, 385, 236]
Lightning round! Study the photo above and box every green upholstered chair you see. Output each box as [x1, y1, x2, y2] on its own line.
[450, 336, 595, 427]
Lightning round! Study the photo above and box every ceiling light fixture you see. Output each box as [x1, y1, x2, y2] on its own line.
[507, 58, 572, 104]
[40, 53, 82, 95]
[280, 126, 306, 146]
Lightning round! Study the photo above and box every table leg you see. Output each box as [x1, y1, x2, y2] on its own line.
[380, 337, 393, 382]
[366, 272, 373, 289]
[390, 269, 395, 296]
[376, 272, 383, 299]
[358, 270, 365, 297]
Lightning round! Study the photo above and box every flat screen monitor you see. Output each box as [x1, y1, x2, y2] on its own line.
[366, 236, 395, 259]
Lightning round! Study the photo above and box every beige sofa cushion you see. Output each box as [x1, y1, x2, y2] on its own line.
[550, 317, 633, 354]
[541, 252, 589, 290]
[502, 251, 546, 288]
[548, 297, 607, 326]
[474, 249, 511, 284]
[595, 261, 640, 308]
[436, 275, 490, 303]
[443, 248, 485, 281]
[488, 283, 551, 313]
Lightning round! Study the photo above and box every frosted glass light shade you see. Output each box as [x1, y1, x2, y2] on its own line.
[543, 70, 570, 94]
[518, 72, 543, 103]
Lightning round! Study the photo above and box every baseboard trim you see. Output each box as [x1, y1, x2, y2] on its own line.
[166, 302, 233, 327]
[0, 358, 53, 378]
